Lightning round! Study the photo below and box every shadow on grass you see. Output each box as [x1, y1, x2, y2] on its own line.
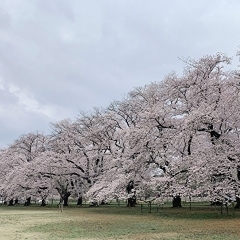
[82, 203, 240, 220]
[1, 202, 240, 220]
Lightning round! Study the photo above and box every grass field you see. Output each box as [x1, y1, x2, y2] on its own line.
[0, 202, 240, 240]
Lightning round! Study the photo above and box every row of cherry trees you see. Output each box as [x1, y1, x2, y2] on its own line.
[1, 53, 240, 207]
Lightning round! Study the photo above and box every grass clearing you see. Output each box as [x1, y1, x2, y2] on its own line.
[0, 203, 240, 239]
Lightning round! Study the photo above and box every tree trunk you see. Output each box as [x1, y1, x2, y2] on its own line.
[235, 197, 240, 209]
[24, 197, 31, 206]
[41, 198, 46, 206]
[172, 196, 182, 207]
[127, 195, 136, 207]
[211, 201, 222, 206]
[77, 196, 82, 206]
[8, 199, 14, 206]
[126, 181, 136, 207]
[63, 192, 71, 206]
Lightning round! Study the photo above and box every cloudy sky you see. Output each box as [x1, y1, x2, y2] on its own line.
[0, 0, 240, 148]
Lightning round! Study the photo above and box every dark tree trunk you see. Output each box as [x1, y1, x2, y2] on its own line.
[235, 197, 240, 209]
[14, 199, 19, 205]
[126, 181, 136, 207]
[63, 192, 71, 206]
[77, 196, 82, 206]
[8, 199, 14, 206]
[24, 197, 31, 206]
[127, 198, 134, 207]
[41, 198, 46, 206]
[127, 195, 136, 207]
[172, 196, 182, 207]
[211, 201, 222, 206]
[126, 181, 134, 194]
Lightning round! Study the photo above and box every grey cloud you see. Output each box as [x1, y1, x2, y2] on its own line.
[1, 0, 240, 148]
[37, 0, 75, 22]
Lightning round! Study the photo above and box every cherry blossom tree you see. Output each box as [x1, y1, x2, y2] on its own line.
[153, 53, 240, 207]
[1, 52, 240, 210]
[89, 53, 240, 208]
[0, 133, 49, 204]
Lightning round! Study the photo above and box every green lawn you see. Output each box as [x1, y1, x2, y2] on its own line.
[0, 203, 240, 240]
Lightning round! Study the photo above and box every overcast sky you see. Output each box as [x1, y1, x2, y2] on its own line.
[0, 0, 240, 148]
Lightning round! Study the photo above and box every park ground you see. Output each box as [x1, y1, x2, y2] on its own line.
[1, 202, 240, 240]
